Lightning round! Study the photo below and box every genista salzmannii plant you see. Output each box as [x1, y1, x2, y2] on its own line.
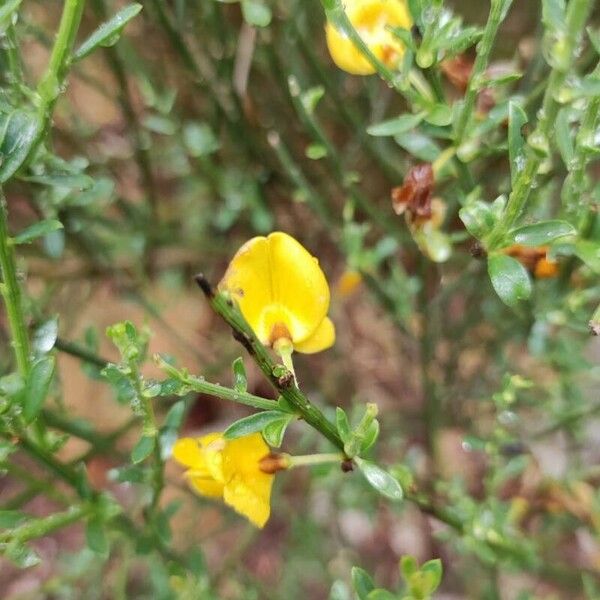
[0, 0, 599, 597]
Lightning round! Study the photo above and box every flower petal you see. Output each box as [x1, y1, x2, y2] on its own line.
[294, 317, 336, 354]
[266, 232, 330, 344]
[186, 472, 225, 499]
[172, 438, 205, 469]
[223, 473, 273, 528]
[219, 232, 331, 346]
[326, 0, 412, 76]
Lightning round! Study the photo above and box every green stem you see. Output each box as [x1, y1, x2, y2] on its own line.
[488, 0, 592, 244]
[286, 452, 344, 468]
[55, 336, 109, 368]
[0, 190, 31, 377]
[194, 275, 345, 451]
[454, 0, 513, 145]
[156, 355, 280, 412]
[32, 0, 86, 157]
[0, 504, 90, 544]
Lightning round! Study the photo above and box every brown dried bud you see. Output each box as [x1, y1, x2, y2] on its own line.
[440, 55, 473, 92]
[259, 453, 290, 474]
[341, 459, 354, 473]
[391, 163, 434, 220]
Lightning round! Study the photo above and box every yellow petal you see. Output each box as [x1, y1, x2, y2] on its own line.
[186, 471, 225, 499]
[325, 0, 412, 76]
[172, 438, 205, 469]
[221, 433, 274, 528]
[294, 317, 336, 354]
[220, 232, 330, 346]
[198, 433, 226, 483]
[223, 472, 273, 528]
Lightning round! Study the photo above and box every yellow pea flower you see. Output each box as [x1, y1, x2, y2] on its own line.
[325, 0, 412, 76]
[172, 432, 274, 528]
[219, 231, 335, 354]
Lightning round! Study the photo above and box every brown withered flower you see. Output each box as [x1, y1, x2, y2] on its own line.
[391, 163, 434, 222]
[503, 244, 559, 279]
[440, 55, 473, 92]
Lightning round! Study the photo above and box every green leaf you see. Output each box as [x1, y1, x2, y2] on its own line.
[0, 110, 41, 183]
[32, 316, 59, 354]
[424, 104, 452, 127]
[400, 555, 418, 579]
[395, 131, 440, 161]
[164, 400, 186, 430]
[459, 201, 497, 239]
[262, 414, 294, 447]
[72, 4, 143, 62]
[131, 435, 155, 463]
[0, 510, 27, 528]
[356, 458, 403, 501]
[360, 419, 380, 453]
[232, 357, 247, 392]
[510, 220, 576, 246]
[183, 122, 220, 156]
[0, 0, 24, 31]
[86, 518, 109, 557]
[12, 219, 63, 245]
[22, 172, 94, 189]
[223, 411, 285, 440]
[367, 112, 424, 137]
[352, 567, 376, 599]
[241, 0, 272, 27]
[420, 559, 443, 593]
[306, 143, 328, 160]
[487, 254, 532, 307]
[335, 407, 351, 442]
[23, 356, 56, 423]
[508, 100, 528, 185]
[555, 108, 574, 167]
[366, 590, 396, 600]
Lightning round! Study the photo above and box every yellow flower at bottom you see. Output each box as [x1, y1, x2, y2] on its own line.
[172, 433, 274, 528]
[219, 231, 335, 354]
[325, 0, 412, 75]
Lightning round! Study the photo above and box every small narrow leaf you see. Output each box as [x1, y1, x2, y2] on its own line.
[262, 414, 294, 447]
[131, 435, 155, 463]
[23, 356, 55, 423]
[555, 108, 574, 167]
[164, 400, 186, 430]
[32, 316, 59, 354]
[352, 566, 376, 599]
[86, 518, 109, 557]
[356, 458, 403, 501]
[488, 254, 532, 307]
[73, 4, 143, 62]
[232, 357, 247, 392]
[510, 220, 576, 246]
[367, 112, 424, 137]
[508, 100, 528, 185]
[223, 411, 285, 440]
[12, 219, 63, 245]
[0, 0, 24, 31]
[0, 110, 41, 183]
[335, 407, 351, 442]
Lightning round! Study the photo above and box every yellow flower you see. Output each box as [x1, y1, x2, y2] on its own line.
[219, 231, 335, 354]
[172, 432, 274, 528]
[325, 0, 412, 76]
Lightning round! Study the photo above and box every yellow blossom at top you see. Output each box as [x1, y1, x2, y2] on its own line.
[326, 0, 412, 76]
[219, 231, 335, 354]
[172, 432, 274, 528]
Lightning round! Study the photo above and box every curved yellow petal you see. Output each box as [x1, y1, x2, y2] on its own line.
[326, 0, 412, 76]
[265, 232, 330, 344]
[223, 473, 273, 528]
[219, 232, 330, 346]
[294, 317, 335, 354]
[172, 438, 205, 469]
[198, 433, 226, 483]
[222, 433, 270, 475]
[186, 472, 225, 499]
[219, 236, 274, 344]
